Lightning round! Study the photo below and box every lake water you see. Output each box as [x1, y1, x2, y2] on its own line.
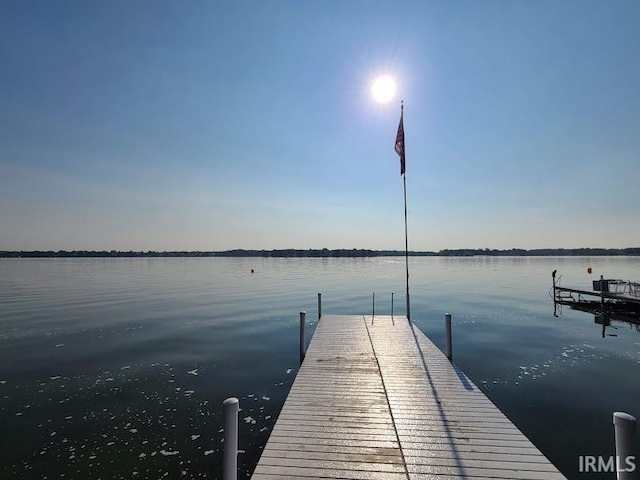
[1, 256, 639, 479]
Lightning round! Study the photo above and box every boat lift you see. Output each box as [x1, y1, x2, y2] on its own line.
[551, 271, 640, 337]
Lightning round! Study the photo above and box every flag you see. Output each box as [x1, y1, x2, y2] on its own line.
[395, 108, 405, 175]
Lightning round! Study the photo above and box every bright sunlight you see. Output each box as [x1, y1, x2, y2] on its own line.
[371, 75, 396, 103]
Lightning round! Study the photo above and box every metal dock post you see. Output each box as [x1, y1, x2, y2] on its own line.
[614, 412, 636, 480]
[299, 311, 306, 363]
[222, 397, 239, 480]
[445, 313, 453, 361]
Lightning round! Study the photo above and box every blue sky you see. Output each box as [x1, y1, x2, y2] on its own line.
[1, 1, 639, 251]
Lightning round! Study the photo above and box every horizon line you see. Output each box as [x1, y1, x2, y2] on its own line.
[2, 247, 640, 258]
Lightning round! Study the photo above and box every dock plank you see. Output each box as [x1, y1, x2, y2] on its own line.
[250, 315, 566, 480]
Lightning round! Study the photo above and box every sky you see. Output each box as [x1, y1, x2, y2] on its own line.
[1, 1, 639, 252]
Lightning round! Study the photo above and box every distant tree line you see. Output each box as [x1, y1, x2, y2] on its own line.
[1, 247, 640, 258]
[437, 248, 640, 257]
[217, 248, 379, 257]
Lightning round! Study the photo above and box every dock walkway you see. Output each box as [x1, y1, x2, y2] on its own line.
[251, 315, 566, 479]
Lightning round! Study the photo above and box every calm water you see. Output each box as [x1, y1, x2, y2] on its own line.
[1, 257, 639, 479]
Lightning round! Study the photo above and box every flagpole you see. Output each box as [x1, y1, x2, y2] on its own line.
[403, 167, 410, 321]
[394, 99, 411, 321]
[399, 100, 410, 321]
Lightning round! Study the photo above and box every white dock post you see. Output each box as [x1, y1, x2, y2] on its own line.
[372, 292, 375, 319]
[613, 412, 636, 480]
[318, 293, 322, 319]
[222, 397, 239, 480]
[445, 313, 453, 361]
[300, 311, 306, 362]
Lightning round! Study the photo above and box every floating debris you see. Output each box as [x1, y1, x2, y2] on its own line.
[159, 449, 179, 456]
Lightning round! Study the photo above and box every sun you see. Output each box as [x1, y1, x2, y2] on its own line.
[371, 75, 396, 103]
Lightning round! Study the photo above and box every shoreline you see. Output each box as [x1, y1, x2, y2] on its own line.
[1, 247, 640, 258]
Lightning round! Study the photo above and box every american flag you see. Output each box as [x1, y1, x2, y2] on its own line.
[395, 109, 405, 175]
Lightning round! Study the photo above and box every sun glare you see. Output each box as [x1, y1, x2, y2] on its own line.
[371, 75, 396, 103]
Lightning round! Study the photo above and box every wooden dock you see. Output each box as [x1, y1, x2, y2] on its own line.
[251, 315, 566, 479]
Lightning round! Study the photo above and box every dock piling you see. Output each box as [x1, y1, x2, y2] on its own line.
[552, 270, 558, 316]
[299, 311, 306, 362]
[318, 293, 322, 320]
[222, 397, 239, 480]
[445, 313, 453, 361]
[613, 412, 636, 480]
[391, 292, 394, 319]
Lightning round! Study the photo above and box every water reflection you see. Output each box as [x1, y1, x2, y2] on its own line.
[564, 303, 640, 338]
